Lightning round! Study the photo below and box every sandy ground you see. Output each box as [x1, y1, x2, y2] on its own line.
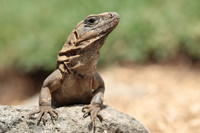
[21, 65, 200, 133]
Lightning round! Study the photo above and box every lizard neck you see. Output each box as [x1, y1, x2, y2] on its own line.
[57, 35, 107, 79]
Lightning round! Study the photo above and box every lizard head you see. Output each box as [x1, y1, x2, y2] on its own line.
[66, 12, 120, 47]
[75, 12, 120, 43]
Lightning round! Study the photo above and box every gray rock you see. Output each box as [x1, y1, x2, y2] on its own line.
[0, 105, 150, 133]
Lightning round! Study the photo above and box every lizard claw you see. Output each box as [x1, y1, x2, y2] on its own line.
[82, 104, 102, 127]
[29, 106, 58, 125]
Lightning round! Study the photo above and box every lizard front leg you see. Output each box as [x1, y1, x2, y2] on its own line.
[82, 87, 104, 126]
[29, 69, 63, 125]
[82, 72, 105, 127]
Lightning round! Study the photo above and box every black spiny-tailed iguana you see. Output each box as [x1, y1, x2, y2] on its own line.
[30, 12, 120, 127]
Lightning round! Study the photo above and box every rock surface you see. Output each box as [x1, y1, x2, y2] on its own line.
[0, 105, 150, 133]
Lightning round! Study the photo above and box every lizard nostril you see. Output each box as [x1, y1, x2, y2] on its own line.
[109, 13, 113, 18]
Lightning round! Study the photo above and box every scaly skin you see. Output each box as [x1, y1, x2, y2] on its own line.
[30, 12, 120, 127]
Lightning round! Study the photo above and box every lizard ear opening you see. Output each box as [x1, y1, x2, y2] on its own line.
[69, 30, 78, 45]
[74, 31, 78, 40]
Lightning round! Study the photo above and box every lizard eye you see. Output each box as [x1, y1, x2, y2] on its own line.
[88, 18, 95, 23]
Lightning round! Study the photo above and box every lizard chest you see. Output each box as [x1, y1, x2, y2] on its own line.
[51, 74, 94, 106]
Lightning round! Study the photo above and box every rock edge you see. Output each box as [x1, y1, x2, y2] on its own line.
[0, 105, 150, 133]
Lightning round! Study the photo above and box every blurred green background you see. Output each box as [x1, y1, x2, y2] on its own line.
[0, 0, 200, 72]
[1, 1, 200, 131]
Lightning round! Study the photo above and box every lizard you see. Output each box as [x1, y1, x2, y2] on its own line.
[29, 12, 120, 127]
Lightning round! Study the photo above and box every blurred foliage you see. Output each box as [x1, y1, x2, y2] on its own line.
[0, 0, 200, 72]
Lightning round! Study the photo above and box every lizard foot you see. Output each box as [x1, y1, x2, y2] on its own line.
[82, 104, 103, 127]
[29, 106, 58, 125]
